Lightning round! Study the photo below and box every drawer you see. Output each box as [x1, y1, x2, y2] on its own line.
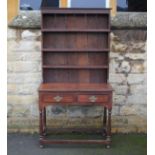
[78, 94, 109, 103]
[43, 94, 75, 103]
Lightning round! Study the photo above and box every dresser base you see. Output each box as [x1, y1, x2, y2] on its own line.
[39, 83, 112, 148]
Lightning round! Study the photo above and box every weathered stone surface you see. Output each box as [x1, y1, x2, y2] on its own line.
[112, 84, 128, 95]
[21, 30, 41, 40]
[8, 62, 40, 72]
[9, 12, 147, 29]
[8, 95, 38, 105]
[109, 59, 119, 73]
[7, 73, 42, 84]
[111, 12, 147, 29]
[15, 40, 41, 51]
[8, 118, 39, 133]
[7, 40, 18, 51]
[109, 73, 127, 84]
[130, 84, 146, 95]
[117, 61, 131, 73]
[82, 106, 104, 117]
[112, 116, 147, 133]
[46, 106, 67, 117]
[8, 11, 41, 28]
[7, 84, 40, 95]
[67, 106, 85, 118]
[127, 95, 146, 104]
[111, 42, 128, 53]
[127, 74, 145, 84]
[29, 104, 39, 117]
[127, 42, 146, 53]
[131, 61, 145, 73]
[120, 104, 147, 116]
[7, 104, 14, 117]
[125, 53, 146, 60]
[7, 28, 17, 40]
[110, 33, 120, 42]
[109, 52, 120, 59]
[112, 30, 147, 42]
[113, 94, 126, 105]
[112, 106, 120, 116]
[117, 55, 124, 61]
[9, 104, 32, 117]
[8, 52, 41, 61]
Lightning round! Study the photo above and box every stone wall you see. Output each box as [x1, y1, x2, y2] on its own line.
[7, 27, 147, 133]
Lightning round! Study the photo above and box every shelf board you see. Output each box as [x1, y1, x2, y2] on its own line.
[42, 9, 110, 14]
[42, 48, 109, 52]
[43, 65, 108, 69]
[42, 29, 110, 33]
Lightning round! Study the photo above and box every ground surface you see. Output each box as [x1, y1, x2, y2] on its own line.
[8, 133, 146, 155]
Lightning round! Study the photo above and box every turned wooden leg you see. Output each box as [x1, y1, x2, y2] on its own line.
[43, 108, 47, 136]
[106, 109, 112, 148]
[102, 107, 107, 137]
[39, 108, 44, 148]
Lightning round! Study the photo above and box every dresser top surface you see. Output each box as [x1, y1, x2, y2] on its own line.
[39, 83, 113, 92]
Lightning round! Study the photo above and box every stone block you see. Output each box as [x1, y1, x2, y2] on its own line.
[109, 59, 119, 73]
[8, 62, 40, 73]
[111, 42, 128, 53]
[8, 95, 38, 105]
[81, 106, 103, 117]
[120, 104, 147, 116]
[21, 30, 41, 40]
[131, 62, 145, 73]
[127, 74, 145, 84]
[109, 73, 127, 84]
[112, 106, 120, 116]
[112, 115, 147, 133]
[7, 28, 17, 40]
[127, 42, 146, 53]
[67, 106, 85, 118]
[15, 40, 41, 52]
[7, 73, 42, 84]
[113, 94, 126, 105]
[110, 33, 120, 42]
[7, 84, 40, 95]
[51, 105, 66, 116]
[112, 85, 128, 95]
[9, 104, 31, 117]
[109, 52, 120, 59]
[130, 84, 146, 95]
[117, 61, 131, 73]
[127, 95, 146, 104]
[7, 40, 18, 52]
[29, 104, 39, 117]
[7, 104, 14, 117]
[8, 52, 41, 61]
[125, 53, 146, 60]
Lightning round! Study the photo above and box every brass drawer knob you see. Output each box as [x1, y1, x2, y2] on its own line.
[89, 96, 97, 102]
[54, 96, 63, 102]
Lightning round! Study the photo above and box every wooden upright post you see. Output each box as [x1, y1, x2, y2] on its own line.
[60, 0, 68, 8]
[7, 0, 19, 22]
[110, 0, 117, 16]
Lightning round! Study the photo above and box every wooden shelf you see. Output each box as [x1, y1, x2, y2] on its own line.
[42, 8, 110, 14]
[43, 65, 108, 69]
[42, 48, 109, 52]
[42, 29, 110, 33]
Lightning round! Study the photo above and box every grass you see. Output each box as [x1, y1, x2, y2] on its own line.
[46, 133, 147, 155]
[8, 133, 147, 155]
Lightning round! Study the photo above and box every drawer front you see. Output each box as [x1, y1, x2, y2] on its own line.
[78, 94, 109, 103]
[43, 94, 75, 103]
